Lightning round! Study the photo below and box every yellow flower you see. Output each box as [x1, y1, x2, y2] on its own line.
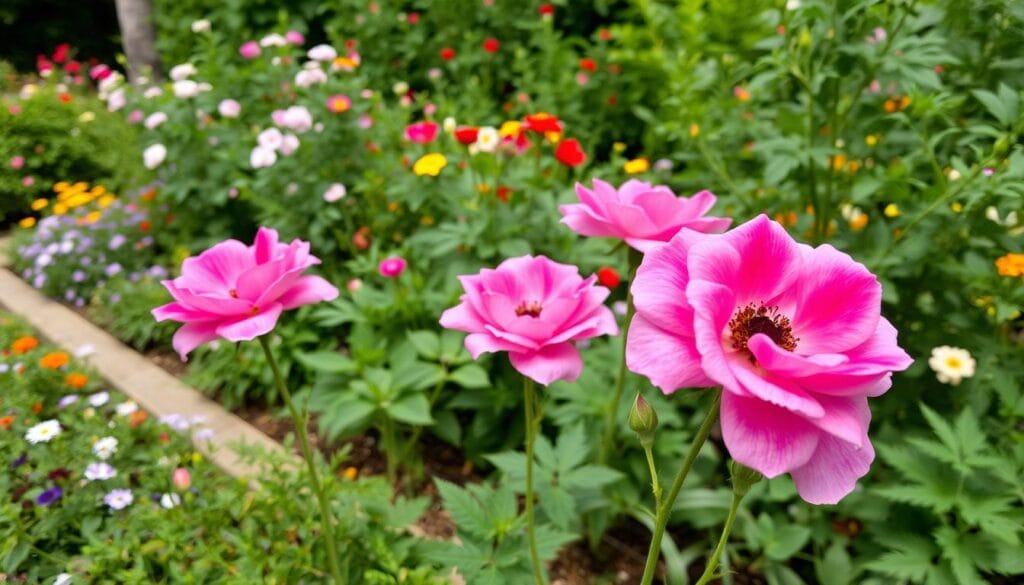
[18, 217, 36, 228]
[82, 211, 102, 224]
[65, 193, 93, 208]
[498, 121, 521, 138]
[53, 181, 70, 193]
[52, 203, 69, 215]
[689, 123, 700, 138]
[883, 203, 900, 218]
[31, 198, 49, 211]
[98, 195, 116, 209]
[545, 131, 561, 144]
[413, 153, 447, 177]
[865, 134, 880, 146]
[78, 111, 96, 123]
[995, 253, 1024, 277]
[849, 213, 868, 231]
[950, 202, 963, 213]
[612, 142, 627, 153]
[90, 185, 106, 196]
[421, 215, 435, 226]
[623, 157, 650, 174]
[830, 154, 848, 171]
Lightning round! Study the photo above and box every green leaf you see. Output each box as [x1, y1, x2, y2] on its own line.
[562, 465, 623, 490]
[319, 397, 377, 439]
[866, 533, 937, 581]
[448, 364, 490, 389]
[764, 525, 811, 561]
[553, 424, 589, 473]
[407, 330, 441, 360]
[764, 562, 807, 585]
[816, 542, 853, 585]
[2, 541, 29, 574]
[295, 350, 357, 373]
[386, 394, 434, 425]
[541, 486, 577, 530]
[533, 525, 577, 561]
[434, 478, 492, 538]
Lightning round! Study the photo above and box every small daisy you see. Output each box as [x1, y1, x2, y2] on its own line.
[160, 493, 182, 509]
[928, 346, 976, 385]
[474, 127, 500, 153]
[25, 420, 61, 444]
[84, 462, 117, 481]
[104, 488, 133, 510]
[115, 401, 138, 416]
[88, 392, 110, 407]
[92, 436, 118, 460]
[54, 574, 73, 585]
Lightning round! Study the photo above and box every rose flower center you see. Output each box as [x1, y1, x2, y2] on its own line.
[515, 300, 543, 318]
[729, 302, 798, 362]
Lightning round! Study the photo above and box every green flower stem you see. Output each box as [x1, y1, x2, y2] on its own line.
[382, 415, 399, 486]
[599, 247, 643, 464]
[642, 440, 662, 504]
[523, 377, 546, 585]
[695, 490, 745, 585]
[259, 336, 345, 585]
[639, 390, 722, 585]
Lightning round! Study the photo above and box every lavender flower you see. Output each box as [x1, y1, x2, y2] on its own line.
[104, 488, 133, 510]
[57, 394, 80, 409]
[85, 462, 117, 481]
[37, 486, 62, 506]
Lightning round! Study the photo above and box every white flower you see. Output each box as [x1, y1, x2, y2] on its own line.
[104, 489, 133, 510]
[160, 493, 182, 509]
[279, 106, 313, 133]
[295, 68, 327, 88]
[257, 127, 284, 150]
[88, 391, 110, 407]
[25, 420, 61, 444]
[172, 80, 201, 98]
[116, 401, 138, 416]
[786, 0, 801, 9]
[250, 146, 277, 169]
[323, 183, 347, 202]
[144, 111, 168, 129]
[307, 44, 337, 62]
[143, 144, 167, 169]
[279, 134, 300, 155]
[443, 117, 457, 133]
[947, 168, 962, 181]
[106, 88, 126, 112]
[474, 127, 500, 153]
[169, 63, 197, 81]
[84, 462, 117, 481]
[143, 86, 163, 99]
[218, 99, 241, 118]
[392, 81, 410, 96]
[75, 344, 96, 358]
[260, 33, 287, 47]
[190, 19, 211, 33]
[98, 74, 122, 95]
[54, 574, 73, 585]
[928, 346, 976, 385]
[93, 436, 119, 460]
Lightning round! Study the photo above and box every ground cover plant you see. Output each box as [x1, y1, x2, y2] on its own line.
[2, 0, 1023, 583]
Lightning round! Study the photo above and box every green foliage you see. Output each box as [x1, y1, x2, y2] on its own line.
[88, 277, 177, 351]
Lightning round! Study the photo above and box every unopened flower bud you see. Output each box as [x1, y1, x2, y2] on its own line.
[172, 467, 192, 490]
[730, 460, 762, 497]
[628, 393, 658, 442]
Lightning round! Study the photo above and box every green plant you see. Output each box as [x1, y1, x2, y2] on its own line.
[88, 276, 177, 351]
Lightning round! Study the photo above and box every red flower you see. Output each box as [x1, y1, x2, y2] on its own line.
[407, 12, 420, 24]
[58, 93, 72, 104]
[598, 28, 612, 41]
[483, 38, 500, 53]
[440, 47, 456, 61]
[554, 138, 587, 167]
[496, 186, 512, 202]
[36, 56, 53, 73]
[139, 220, 152, 232]
[52, 43, 71, 64]
[454, 126, 480, 145]
[579, 58, 598, 72]
[596, 267, 621, 289]
[64, 60, 81, 74]
[523, 112, 563, 134]
[539, 3, 555, 15]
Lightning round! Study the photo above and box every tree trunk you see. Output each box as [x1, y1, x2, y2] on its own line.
[114, 0, 163, 82]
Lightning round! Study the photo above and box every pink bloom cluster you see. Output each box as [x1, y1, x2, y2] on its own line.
[153, 227, 338, 359]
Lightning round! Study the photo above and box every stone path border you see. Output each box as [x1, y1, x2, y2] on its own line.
[0, 236, 293, 477]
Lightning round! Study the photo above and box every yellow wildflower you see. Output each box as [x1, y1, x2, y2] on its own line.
[18, 217, 36, 228]
[883, 203, 900, 218]
[78, 111, 96, 123]
[98, 195, 116, 209]
[82, 211, 102, 224]
[865, 134, 879, 146]
[950, 202, 963, 213]
[612, 142, 626, 153]
[545, 131, 561, 144]
[624, 157, 650, 174]
[412, 153, 447, 177]
[53, 181, 70, 193]
[52, 203, 68, 215]
[31, 199, 49, 211]
[995, 253, 1024, 277]
[689, 123, 700, 138]
[90, 185, 106, 196]
[498, 121, 521, 138]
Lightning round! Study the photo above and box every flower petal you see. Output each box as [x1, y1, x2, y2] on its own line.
[790, 433, 874, 505]
[718, 215, 803, 305]
[277, 275, 339, 310]
[508, 343, 582, 385]
[626, 314, 713, 394]
[171, 321, 222, 360]
[215, 303, 283, 342]
[720, 391, 820, 478]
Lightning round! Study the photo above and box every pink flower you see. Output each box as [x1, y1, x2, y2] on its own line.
[239, 41, 261, 59]
[285, 30, 305, 45]
[625, 215, 912, 504]
[218, 99, 241, 118]
[10, 155, 24, 170]
[152, 227, 339, 359]
[560, 179, 732, 252]
[404, 121, 439, 144]
[378, 256, 407, 278]
[172, 468, 191, 490]
[21, 176, 34, 187]
[440, 256, 618, 385]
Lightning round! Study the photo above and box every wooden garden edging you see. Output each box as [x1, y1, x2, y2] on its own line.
[0, 235, 295, 477]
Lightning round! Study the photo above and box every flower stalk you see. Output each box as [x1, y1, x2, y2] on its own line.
[259, 336, 345, 585]
[523, 377, 546, 585]
[599, 246, 643, 464]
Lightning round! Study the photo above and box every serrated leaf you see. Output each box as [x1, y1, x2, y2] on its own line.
[562, 465, 623, 490]
[295, 350, 356, 373]
[553, 424, 589, 473]
[386, 394, 434, 425]
[534, 525, 577, 560]
[448, 364, 490, 389]
[435, 478, 492, 538]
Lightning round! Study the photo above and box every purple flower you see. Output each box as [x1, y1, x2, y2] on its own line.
[72, 270, 87, 283]
[11, 454, 27, 469]
[109, 234, 127, 250]
[104, 488, 133, 510]
[104, 263, 123, 277]
[57, 394, 80, 409]
[85, 462, 117, 481]
[37, 486, 62, 506]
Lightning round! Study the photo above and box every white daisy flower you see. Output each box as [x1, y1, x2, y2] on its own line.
[160, 493, 182, 509]
[116, 401, 139, 416]
[928, 346, 976, 385]
[25, 420, 61, 444]
[88, 391, 110, 407]
[93, 436, 119, 460]
[84, 462, 117, 481]
[474, 127, 500, 153]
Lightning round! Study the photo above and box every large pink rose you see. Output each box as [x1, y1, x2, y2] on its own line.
[153, 227, 339, 360]
[626, 215, 912, 504]
[560, 179, 732, 251]
[440, 255, 619, 385]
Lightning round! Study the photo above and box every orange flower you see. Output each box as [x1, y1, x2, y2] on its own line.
[995, 253, 1024, 277]
[32, 402, 43, 413]
[65, 373, 89, 388]
[884, 96, 911, 113]
[522, 112, 563, 134]
[129, 410, 148, 427]
[0, 415, 14, 429]
[11, 336, 39, 354]
[39, 351, 70, 369]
